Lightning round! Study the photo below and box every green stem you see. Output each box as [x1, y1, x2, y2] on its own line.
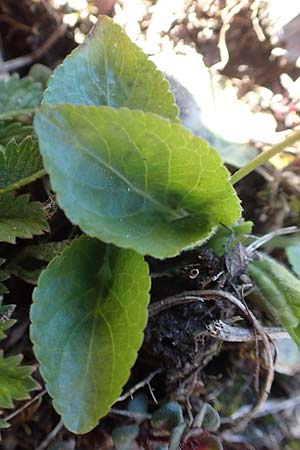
[0, 169, 47, 194]
[231, 130, 300, 185]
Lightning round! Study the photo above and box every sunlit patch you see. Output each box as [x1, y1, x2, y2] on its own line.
[63, 13, 78, 27]
[74, 28, 85, 44]
[52, 0, 88, 10]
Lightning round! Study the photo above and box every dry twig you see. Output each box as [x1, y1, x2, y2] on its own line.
[224, 393, 300, 422]
[207, 320, 290, 342]
[0, 24, 66, 73]
[36, 419, 64, 450]
[246, 226, 299, 254]
[110, 408, 151, 421]
[212, 0, 249, 71]
[117, 368, 163, 403]
[0, 14, 34, 33]
[4, 389, 47, 422]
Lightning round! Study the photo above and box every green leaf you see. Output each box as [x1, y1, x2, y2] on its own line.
[0, 298, 15, 341]
[0, 74, 42, 118]
[156, 53, 275, 168]
[0, 121, 33, 148]
[248, 253, 300, 345]
[169, 422, 187, 450]
[0, 136, 44, 193]
[0, 258, 9, 295]
[0, 352, 39, 409]
[286, 243, 300, 277]
[28, 64, 52, 88]
[30, 236, 150, 433]
[112, 424, 140, 450]
[0, 300, 38, 413]
[193, 403, 220, 432]
[207, 221, 253, 256]
[6, 240, 71, 284]
[151, 402, 183, 430]
[34, 105, 241, 258]
[0, 417, 9, 429]
[44, 16, 178, 120]
[0, 194, 49, 243]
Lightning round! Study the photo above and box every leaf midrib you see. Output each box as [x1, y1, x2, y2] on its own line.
[44, 106, 189, 222]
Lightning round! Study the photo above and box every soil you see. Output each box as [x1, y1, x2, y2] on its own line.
[1, 1, 300, 449]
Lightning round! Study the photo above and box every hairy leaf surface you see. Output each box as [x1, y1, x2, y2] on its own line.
[0, 75, 42, 117]
[35, 105, 241, 258]
[30, 236, 150, 433]
[44, 16, 178, 120]
[0, 136, 44, 192]
[0, 194, 49, 243]
[248, 253, 300, 345]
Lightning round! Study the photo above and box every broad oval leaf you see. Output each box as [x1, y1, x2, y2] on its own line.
[30, 236, 150, 433]
[44, 16, 178, 120]
[248, 253, 300, 346]
[34, 104, 241, 258]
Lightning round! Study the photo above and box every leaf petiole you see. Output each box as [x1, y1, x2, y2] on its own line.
[231, 129, 300, 185]
[0, 169, 47, 195]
